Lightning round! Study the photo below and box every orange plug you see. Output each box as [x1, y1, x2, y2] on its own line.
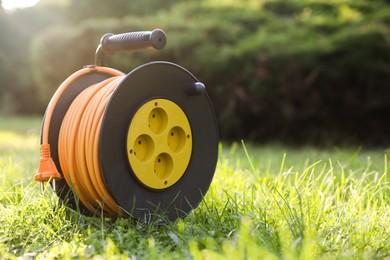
[34, 144, 62, 182]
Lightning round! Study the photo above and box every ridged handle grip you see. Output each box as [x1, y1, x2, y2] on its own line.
[100, 29, 167, 54]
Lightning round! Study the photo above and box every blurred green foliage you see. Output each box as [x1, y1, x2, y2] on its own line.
[1, 0, 389, 144]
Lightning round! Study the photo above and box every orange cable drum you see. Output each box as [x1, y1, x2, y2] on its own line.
[35, 29, 218, 221]
[37, 62, 219, 221]
[58, 75, 125, 216]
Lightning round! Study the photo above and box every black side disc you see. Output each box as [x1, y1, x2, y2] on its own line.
[100, 61, 219, 220]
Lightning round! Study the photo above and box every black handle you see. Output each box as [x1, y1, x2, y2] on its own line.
[100, 29, 166, 54]
[95, 29, 167, 66]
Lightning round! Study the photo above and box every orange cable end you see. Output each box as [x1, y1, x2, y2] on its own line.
[34, 144, 62, 182]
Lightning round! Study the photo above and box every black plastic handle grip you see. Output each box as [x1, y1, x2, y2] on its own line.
[100, 29, 167, 55]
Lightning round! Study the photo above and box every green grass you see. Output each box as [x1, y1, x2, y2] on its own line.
[0, 116, 389, 259]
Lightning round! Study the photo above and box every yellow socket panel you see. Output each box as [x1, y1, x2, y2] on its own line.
[126, 98, 193, 189]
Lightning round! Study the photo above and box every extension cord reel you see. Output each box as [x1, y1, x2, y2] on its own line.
[35, 29, 218, 220]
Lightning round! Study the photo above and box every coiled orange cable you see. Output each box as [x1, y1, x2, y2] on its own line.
[58, 75, 126, 216]
[35, 66, 125, 217]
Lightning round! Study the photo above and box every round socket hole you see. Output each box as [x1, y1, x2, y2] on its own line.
[133, 134, 154, 162]
[154, 153, 173, 180]
[168, 126, 187, 153]
[148, 107, 168, 134]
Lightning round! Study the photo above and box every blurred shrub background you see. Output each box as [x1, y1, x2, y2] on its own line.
[1, 0, 389, 145]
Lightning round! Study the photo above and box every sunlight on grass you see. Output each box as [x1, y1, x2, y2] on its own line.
[0, 131, 39, 150]
[0, 117, 389, 259]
